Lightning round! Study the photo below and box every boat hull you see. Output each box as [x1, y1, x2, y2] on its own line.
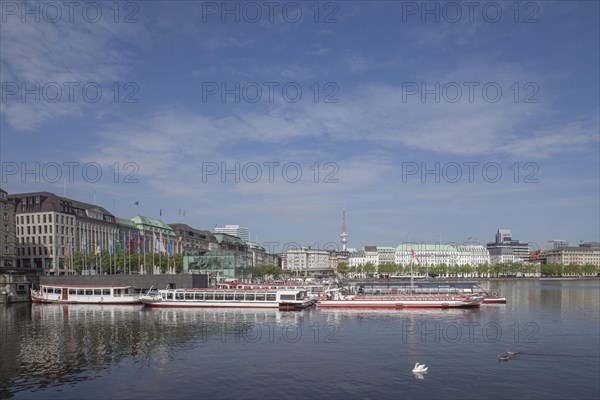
[482, 297, 507, 304]
[317, 296, 483, 309]
[141, 300, 311, 309]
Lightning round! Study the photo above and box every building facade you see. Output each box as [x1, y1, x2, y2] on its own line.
[0, 189, 17, 269]
[10, 192, 118, 275]
[214, 225, 249, 242]
[281, 247, 333, 275]
[170, 223, 215, 255]
[486, 229, 529, 264]
[544, 242, 600, 266]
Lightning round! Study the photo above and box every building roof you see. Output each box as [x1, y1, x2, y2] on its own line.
[116, 217, 138, 229]
[396, 243, 458, 252]
[9, 191, 114, 219]
[130, 214, 174, 233]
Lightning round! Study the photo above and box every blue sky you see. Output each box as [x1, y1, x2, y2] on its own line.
[1, 0, 599, 252]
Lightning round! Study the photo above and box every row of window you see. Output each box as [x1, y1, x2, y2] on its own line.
[165, 292, 278, 301]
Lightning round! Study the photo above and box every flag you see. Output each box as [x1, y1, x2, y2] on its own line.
[167, 238, 172, 255]
[160, 209, 162, 217]
[95, 237, 101, 256]
[159, 231, 166, 253]
[411, 248, 420, 264]
[139, 234, 145, 254]
[83, 238, 87, 255]
[65, 241, 70, 257]
[134, 201, 139, 206]
[153, 232, 158, 253]
[109, 237, 113, 255]
[129, 232, 134, 253]
[114, 233, 122, 253]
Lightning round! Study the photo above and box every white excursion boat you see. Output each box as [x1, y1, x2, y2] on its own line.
[139, 288, 313, 310]
[316, 288, 484, 309]
[355, 281, 507, 304]
[31, 284, 142, 305]
[216, 281, 327, 303]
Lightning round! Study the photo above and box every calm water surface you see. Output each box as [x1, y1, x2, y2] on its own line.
[1, 280, 599, 399]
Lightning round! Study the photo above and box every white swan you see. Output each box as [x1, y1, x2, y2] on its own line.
[412, 362, 428, 373]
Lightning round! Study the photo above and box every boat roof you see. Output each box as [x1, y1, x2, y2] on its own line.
[40, 284, 136, 289]
[356, 281, 479, 288]
[162, 288, 306, 293]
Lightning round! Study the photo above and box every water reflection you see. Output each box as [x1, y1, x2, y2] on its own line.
[1, 304, 305, 398]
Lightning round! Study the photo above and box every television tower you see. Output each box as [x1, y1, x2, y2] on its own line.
[340, 206, 348, 251]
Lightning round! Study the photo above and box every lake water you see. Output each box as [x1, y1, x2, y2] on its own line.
[1, 279, 599, 399]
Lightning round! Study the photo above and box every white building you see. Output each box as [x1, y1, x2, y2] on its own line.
[348, 251, 365, 267]
[214, 225, 249, 243]
[281, 247, 332, 275]
[377, 246, 396, 265]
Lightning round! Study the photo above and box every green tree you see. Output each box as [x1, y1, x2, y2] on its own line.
[336, 262, 349, 276]
[378, 263, 396, 277]
[363, 262, 376, 277]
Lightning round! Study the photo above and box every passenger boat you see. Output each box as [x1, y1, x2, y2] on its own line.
[217, 281, 327, 303]
[355, 281, 507, 304]
[139, 288, 313, 310]
[30, 284, 142, 304]
[316, 288, 484, 309]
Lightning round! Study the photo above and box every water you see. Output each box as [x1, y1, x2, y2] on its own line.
[1, 280, 599, 399]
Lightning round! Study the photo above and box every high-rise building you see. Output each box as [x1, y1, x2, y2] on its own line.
[214, 225, 249, 243]
[487, 229, 529, 264]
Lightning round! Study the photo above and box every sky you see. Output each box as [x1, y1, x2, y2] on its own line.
[1, 0, 599, 253]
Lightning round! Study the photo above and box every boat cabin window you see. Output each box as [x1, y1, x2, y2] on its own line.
[93, 289, 101, 296]
[266, 293, 276, 301]
[103, 289, 111, 295]
[77, 289, 84, 295]
[280, 294, 295, 301]
[85, 289, 93, 295]
[185, 293, 194, 300]
[214, 293, 224, 301]
[175, 292, 184, 300]
[54, 288, 61, 294]
[204, 293, 214, 301]
[256, 293, 265, 301]
[225, 293, 234, 301]
[244, 293, 255, 301]
[114, 289, 122, 296]
[235, 293, 244, 301]
[194, 292, 204, 301]
[166, 292, 173, 300]
[68, 289, 76, 295]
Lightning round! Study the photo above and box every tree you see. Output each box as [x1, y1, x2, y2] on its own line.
[363, 262, 376, 277]
[337, 262, 349, 277]
[378, 263, 396, 277]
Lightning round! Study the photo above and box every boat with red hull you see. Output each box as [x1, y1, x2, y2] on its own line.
[317, 289, 484, 309]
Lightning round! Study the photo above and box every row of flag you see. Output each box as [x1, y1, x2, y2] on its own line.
[63, 231, 175, 256]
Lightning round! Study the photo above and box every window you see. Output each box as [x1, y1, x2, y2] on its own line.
[49, 215, 52, 223]
[69, 289, 76, 295]
[103, 289, 110, 295]
[85, 289, 93, 295]
[77, 289, 84, 295]
[43, 215, 46, 223]
[185, 292, 193, 300]
[194, 292, 204, 300]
